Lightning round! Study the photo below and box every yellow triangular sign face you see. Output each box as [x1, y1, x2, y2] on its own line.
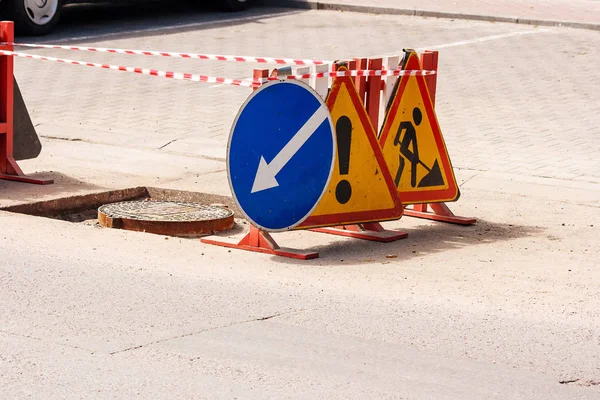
[379, 53, 460, 204]
[298, 70, 403, 229]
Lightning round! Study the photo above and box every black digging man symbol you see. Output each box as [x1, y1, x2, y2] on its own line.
[335, 116, 352, 204]
[393, 107, 444, 188]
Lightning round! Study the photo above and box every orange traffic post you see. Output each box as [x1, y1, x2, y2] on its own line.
[420, 50, 438, 106]
[365, 57, 383, 129]
[0, 21, 52, 185]
[353, 57, 368, 103]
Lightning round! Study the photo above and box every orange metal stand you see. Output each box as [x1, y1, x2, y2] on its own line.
[0, 21, 52, 185]
[311, 223, 407, 242]
[201, 225, 319, 260]
[403, 203, 476, 225]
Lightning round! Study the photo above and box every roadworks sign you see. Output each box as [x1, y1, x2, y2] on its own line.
[379, 52, 459, 204]
[299, 67, 403, 229]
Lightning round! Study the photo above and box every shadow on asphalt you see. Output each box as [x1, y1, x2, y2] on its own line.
[0, 172, 103, 205]
[12, 1, 303, 44]
[274, 219, 544, 265]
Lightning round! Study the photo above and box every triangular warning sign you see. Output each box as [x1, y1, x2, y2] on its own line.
[379, 50, 460, 204]
[298, 67, 403, 229]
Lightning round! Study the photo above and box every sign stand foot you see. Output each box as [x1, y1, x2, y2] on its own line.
[403, 203, 476, 225]
[0, 157, 53, 185]
[311, 222, 408, 242]
[201, 226, 319, 260]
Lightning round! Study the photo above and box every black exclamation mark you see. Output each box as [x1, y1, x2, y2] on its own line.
[335, 116, 352, 204]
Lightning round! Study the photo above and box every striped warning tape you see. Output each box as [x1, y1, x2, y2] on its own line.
[3, 42, 333, 66]
[0, 49, 258, 87]
[0, 49, 434, 88]
[290, 69, 435, 78]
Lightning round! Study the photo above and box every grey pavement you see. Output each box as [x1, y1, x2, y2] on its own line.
[10, 7, 600, 187]
[263, 0, 600, 30]
[1, 4, 599, 399]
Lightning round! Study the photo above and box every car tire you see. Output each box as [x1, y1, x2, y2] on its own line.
[1, 0, 64, 36]
[221, 0, 251, 12]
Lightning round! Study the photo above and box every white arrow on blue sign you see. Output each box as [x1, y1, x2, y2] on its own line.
[228, 80, 336, 232]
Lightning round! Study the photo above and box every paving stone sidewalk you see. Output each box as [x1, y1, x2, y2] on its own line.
[264, 0, 600, 29]
[13, 9, 599, 186]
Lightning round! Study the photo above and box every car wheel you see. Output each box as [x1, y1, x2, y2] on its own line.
[2, 0, 64, 36]
[221, 0, 251, 12]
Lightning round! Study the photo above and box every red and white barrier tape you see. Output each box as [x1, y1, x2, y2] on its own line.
[4, 42, 333, 66]
[0, 49, 258, 87]
[286, 69, 435, 79]
[0, 49, 434, 88]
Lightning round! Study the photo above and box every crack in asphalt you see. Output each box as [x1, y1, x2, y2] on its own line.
[0, 329, 94, 353]
[559, 378, 600, 387]
[109, 308, 307, 356]
[38, 134, 226, 162]
[40, 134, 84, 142]
[1, 309, 306, 357]
[158, 138, 179, 150]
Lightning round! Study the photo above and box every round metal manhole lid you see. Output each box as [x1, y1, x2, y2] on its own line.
[98, 201, 234, 237]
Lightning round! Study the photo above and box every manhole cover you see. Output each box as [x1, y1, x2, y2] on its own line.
[98, 201, 234, 237]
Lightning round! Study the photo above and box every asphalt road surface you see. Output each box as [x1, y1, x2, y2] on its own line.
[1, 3, 599, 399]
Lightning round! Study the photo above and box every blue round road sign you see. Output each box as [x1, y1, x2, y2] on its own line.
[228, 80, 335, 232]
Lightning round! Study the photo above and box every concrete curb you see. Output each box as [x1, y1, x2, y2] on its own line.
[257, 0, 600, 31]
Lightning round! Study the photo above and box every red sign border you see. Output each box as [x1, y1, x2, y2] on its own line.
[378, 68, 460, 204]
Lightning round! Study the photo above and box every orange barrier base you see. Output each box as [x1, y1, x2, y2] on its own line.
[0, 156, 53, 184]
[201, 222, 408, 260]
[310, 222, 407, 242]
[403, 203, 476, 225]
[201, 226, 319, 260]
